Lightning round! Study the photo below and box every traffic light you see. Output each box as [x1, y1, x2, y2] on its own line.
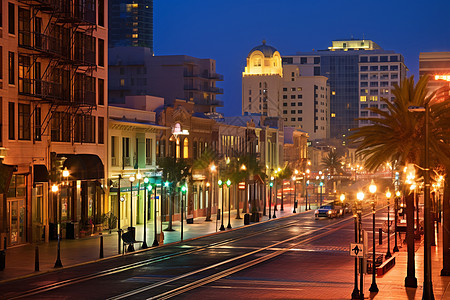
[164, 181, 169, 187]
[226, 179, 231, 186]
[147, 184, 152, 191]
[144, 177, 149, 184]
[181, 185, 187, 193]
[319, 181, 323, 187]
[218, 179, 223, 186]
[270, 182, 273, 187]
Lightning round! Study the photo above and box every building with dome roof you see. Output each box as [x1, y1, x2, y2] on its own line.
[242, 41, 330, 141]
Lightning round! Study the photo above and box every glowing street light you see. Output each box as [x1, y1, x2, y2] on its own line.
[369, 180, 379, 293]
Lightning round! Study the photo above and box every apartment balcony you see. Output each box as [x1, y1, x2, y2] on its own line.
[74, 89, 96, 106]
[17, 0, 61, 11]
[184, 85, 200, 91]
[18, 78, 70, 103]
[205, 86, 224, 94]
[194, 99, 224, 107]
[183, 71, 200, 78]
[58, 0, 96, 25]
[207, 73, 224, 81]
[73, 47, 96, 66]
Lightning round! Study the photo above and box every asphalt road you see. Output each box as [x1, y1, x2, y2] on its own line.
[0, 208, 387, 300]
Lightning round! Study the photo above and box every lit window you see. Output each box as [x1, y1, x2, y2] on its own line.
[120, 79, 125, 86]
[332, 91, 336, 95]
[360, 96, 367, 102]
[183, 138, 188, 158]
[331, 113, 336, 117]
[370, 96, 378, 101]
[132, 3, 138, 7]
[132, 34, 138, 38]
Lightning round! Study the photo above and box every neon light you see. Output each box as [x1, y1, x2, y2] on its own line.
[434, 75, 450, 81]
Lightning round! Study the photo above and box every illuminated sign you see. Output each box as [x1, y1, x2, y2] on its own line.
[434, 75, 450, 82]
[172, 123, 189, 136]
[238, 182, 245, 190]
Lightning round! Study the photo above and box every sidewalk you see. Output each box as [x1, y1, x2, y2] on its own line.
[367, 221, 450, 300]
[0, 202, 304, 283]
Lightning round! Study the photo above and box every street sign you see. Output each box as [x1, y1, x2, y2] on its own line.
[350, 243, 364, 257]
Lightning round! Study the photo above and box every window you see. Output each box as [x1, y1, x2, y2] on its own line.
[297, 117, 302, 121]
[314, 57, 320, 64]
[360, 66, 368, 71]
[18, 103, 30, 140]
[51, 112, 70, 142]
[290, 110, 295, 114]
[283, 110, 287, 114]
[297, 102, 302, 106]
[111, 136, 117, 165]
[390, 65, 398, 71]
[360, 89, 368, 95]
[370, 74, 378, 80]
[360, 56, 368, 62]
[290, 95, 295, 99]
[380, 56, 388, 62]
[283, 95, 287, 99]
[146, 138, 152, 165]
[84, 115, 95, 143]
[98, 0, 104, 26]
[370, 56, 378, 62]
[123, 137, 130, 166]
[291, 118, 295, 121]
[390, 56, 398, 62]
[290, 102, 295, 106]
[380, 65, 388, 71]
[297, 94, 302, 99]
[361, 111, 368, 117]
[361, 82, 368, 87]
[8, 51, 14, 84]
[34, 106, 41, 141]
[370, 82, 378, 87]
[98, 78, 104, 105]
[361, 104, 368, 108]
[380, 74, 389, 80]
[249, 90, 252, 95]
[380, 81, 389, 87]
[283, 103, 287, 107]
[8, 3, 14, 34]
[360, 96, 367, 102]
[183, 138, 188, 158]
[370, 96, 378, 101]
[297, 110, 302, 114]
[300, 57, 307, 64]
[291, 87, 295, 91]
[248, 97, 251, 102]
[360, 74, 368, 80]
[314, 67, 320, 76]
[98, 39, 104, 67]
[282, 88, 287, 92]
[391, 74, 398, 79]
[98, 117, 104, 144]
[8, 102, 14, 139]
[370, 89, 378, 95]
[370, 66, 378, 71]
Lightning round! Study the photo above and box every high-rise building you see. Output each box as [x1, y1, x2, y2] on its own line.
[109, 47, 224, 113]
[242, 42, 329, 141]
[419, 52, 450, 93]
[109, 0, 153, 51]
[283, 39, 407, 142]
[0, 0, 108, 245]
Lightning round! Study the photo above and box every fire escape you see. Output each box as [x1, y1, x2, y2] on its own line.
[17, 0, 97, 143]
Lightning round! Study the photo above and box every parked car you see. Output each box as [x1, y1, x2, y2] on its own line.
[315, 204, 338, 219]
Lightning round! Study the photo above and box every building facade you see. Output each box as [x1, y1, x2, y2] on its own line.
[0, 0, 108, 245]
[109, 47, 224, 113]
[243, 42, 329, 141]
[283, 39, 407, 142]
[108, 0, 153, 50]
[419, 52, 450, 93]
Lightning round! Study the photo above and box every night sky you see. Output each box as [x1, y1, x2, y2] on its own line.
[154, 0, 450, 117]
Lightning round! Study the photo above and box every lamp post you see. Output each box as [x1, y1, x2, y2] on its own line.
[385, 189, 392, 258]
[218, 180, 225, 231]
[305, 169, 310, 211]
[369, 180, 379, 293]
[269, 179, 273, 220]
[181, 184, 187, 240]
[142, 178, 149, 249]
[226, 179, 232, 229]
[293, 173, 297, 213]
[206, 164, 216, 222]
[357, 191, 365, 300]
[52, 183, 62, 268]
[152, 182, 159, 247]
[272, 176, 277, 219]
[351, 192, 361, 299]
[117, 174, 122, 254]
[128, 175, 135, 252]
[340, 193, 345, 216]
[393, 191, 400, 253]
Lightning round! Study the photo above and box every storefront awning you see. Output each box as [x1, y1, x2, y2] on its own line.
[33, 164, 49, 182]
[63, 154, 105, 180]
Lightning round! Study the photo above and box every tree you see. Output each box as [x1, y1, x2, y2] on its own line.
[349, 75, 450, 285]
[158, 157, 192, 231]
[276, 163, 293, 211]
[192, 148, 217, 221]
[239, 154, 266, 216]
[321, 149, 344, 176]
[223, 157, 247, 219]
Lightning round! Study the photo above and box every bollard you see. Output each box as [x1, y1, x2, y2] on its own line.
[3, 237, 6, 250]
[99, 235, 104, 259]
[379, 228, 383, 245]
[35, 246, 39, 272]
[0, 249, 5, 271]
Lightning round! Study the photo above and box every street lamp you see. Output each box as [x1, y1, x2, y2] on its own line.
[393, 191, 401, 253]
[385, 189, 392, 259]
[305, 169, 310, 211]
[142, 177, 149, 249]
[128, 175, 135, 252]
[369, 180, 379, 293]
[181, 184, 187, 240]
[218, 180, 225, 231]
[226, 179, 232, 229]
[206, 164, 216, 222]
[356, 190, 365, 300]
[151, 182, 159, 247]
[292, 174, 297, 213]
[52, 183, 62, 268]
[269, 179, 273, 220]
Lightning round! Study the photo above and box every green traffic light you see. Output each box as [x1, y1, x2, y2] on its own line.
[218, 180, 222, 186]
[270, 182, 273, 187]
[226, 179, 231, 186]
[147, 184, 152, 191]
[181, 185, 187, 193]
[164, 181, 169, 187]
[320, 182, 323, 186]
[144, 177, 149, 184]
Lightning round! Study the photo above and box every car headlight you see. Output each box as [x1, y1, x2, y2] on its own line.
[315, 210, 319, 214]
[328, 210, 332, 214]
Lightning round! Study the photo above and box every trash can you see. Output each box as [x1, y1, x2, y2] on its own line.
[0, 250, 5, 270]
[244, 213, 250, 225]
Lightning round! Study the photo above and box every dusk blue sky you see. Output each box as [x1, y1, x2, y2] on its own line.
[154, 0, 450, 117]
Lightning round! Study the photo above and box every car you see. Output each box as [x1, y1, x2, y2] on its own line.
[315, 204, 338, 219]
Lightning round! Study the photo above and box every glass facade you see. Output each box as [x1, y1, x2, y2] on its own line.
[109, 0, 153, 51]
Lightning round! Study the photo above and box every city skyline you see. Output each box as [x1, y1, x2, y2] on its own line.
[154, 0, 450, 117]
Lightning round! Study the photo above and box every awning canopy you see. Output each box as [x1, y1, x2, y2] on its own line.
[33, 164, 49, 182]
[63, 154, 104, 180]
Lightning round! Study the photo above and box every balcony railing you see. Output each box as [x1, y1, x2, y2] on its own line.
[74, 89, 96, 106]
[206, 86, 224, 94]
[206, 73, 224, 81]
[194, 99, 224, 107]
[184, 85, 200, 91]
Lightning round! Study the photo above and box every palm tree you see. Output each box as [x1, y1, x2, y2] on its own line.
[276, 163, 293, 211]
[192, 148, 217, 221]
[223, 157, 247, 219]
[349, 75, 450, 286]
[321, 149, 344, 175]
[240, 154, 266, 217]
[158, 157, 192, 231]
